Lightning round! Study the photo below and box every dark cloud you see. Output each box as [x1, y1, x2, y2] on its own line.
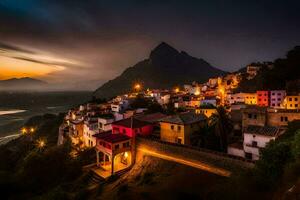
[0, 0, 300, 89]
[0, 42, 36, 54]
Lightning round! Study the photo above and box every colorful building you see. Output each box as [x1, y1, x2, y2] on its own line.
[244, 93, 257, 105]
[257, 91, 269, 107]
[112, 117, 153, 137]
[243, 125, 283, 160]
[270, 90, 286, 108]
[283, 95, 300, 110]
[94, 131, 132, 175]
[195, 105, 217, 118]
[160, 112, 206, 145]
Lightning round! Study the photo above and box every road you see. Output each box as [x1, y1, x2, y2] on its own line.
[138, 147, 231, 177]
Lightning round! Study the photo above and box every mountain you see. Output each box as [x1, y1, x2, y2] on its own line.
[94, 42, 226, 98]
[0, 77, 48, 91]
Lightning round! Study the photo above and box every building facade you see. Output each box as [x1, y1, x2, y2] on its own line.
[257, 90, 269, 107]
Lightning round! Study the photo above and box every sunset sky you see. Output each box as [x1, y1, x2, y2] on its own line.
[1, 0, 300, 89]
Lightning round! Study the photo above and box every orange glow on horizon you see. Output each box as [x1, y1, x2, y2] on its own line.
[0, 56, 64, 80]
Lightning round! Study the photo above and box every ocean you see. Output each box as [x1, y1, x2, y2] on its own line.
[0, 91, 91, 144]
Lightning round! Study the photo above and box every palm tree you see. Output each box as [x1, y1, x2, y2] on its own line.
[209, 106, 233, 152]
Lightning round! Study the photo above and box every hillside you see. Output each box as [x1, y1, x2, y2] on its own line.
[236, 46, 300, 93]
[0, 77, 48, 91]
[94, 42, 226, 99]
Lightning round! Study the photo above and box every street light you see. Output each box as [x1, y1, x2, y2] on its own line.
[21, 127, 27, 135]
[36, 138, 46, 149]
[134, 84, 141, 90]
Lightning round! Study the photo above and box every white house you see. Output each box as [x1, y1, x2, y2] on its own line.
[243, 125, 283, 160]
[98, 117, 114, 132]
[83, 119, 99, 147]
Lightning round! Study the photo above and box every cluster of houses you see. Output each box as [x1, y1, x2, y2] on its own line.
[58, 64, 300, 176]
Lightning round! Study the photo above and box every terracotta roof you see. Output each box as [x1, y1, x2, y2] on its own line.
[135, 112, 167, 123]
[93, 131, 130, 143]
[244, 125, 281, 137]
[160, 112, 207, 125]
[113, 117, 152, 128]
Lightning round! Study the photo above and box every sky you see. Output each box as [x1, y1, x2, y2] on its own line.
[0, 0, 299, 90]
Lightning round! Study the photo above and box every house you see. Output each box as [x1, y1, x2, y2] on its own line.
[227, 93, 245, 104]
[94, 131, 133, 175]
[160, 112, 207, 145]
[268, 109, 300, 127]
[246, 65, 261, 79]
[242, 106, 300, 128]
[111, 99, 130, 113]
[242, 106, 267, 128]
[112, 117, 153, 137]
[227, 142, 244, 158]
[83, 119, 98, 147]
[244, 93, 257, 105]
[98, 115, 115, 132]
[200, 98, 217, 107]
[257, 90, 269, 107]
[195, 105, 217, 118]
[243, 125, 284, 160]
[270, 90, 286, 108]
[69, 119, 84, 147]
[283, 95, 300, 110]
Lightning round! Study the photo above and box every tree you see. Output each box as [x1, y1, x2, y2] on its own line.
[209, 106, 232, 152]
[291, 130, 300, 159]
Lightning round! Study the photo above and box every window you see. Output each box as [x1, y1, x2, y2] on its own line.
[272, 104, 275, 107]
[290, 104, 293, 107]
[285, 117, 288, 121]
[254, 114, 257, 119]
[178, 126, 181, 131]
[171, 125, 174, 130]
[123, 142, 130, 148]
[177, 138, 182, 144]
[289, 98, 292, 101]
[115, 144, 119, 149]
[281, 117, 284, 122]
[277, 103, 280, 106]
[252, 141, 258, 147]
[295, 98, 298, 101]
[248, 114, 252, 119]
[278, 98, 281, 101]
[272, 93, 275, 95]
[296, 104, 298, 108]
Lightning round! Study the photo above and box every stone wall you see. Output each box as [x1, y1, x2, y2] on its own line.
[136, 137, 254, 172]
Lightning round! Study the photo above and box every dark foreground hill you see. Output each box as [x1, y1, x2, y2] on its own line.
[94, 42, 226, 99]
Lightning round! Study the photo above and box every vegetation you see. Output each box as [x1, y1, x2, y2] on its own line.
[237, 46, 300, 93]
[0, 113, 94, 199]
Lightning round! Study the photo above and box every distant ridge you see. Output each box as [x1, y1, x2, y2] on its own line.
[94, 42, 227, 98]
[0, 77, 48, 91]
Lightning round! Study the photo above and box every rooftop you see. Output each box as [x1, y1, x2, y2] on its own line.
[93, 131, 131, 143]
[135, 112, 167, 123]
[113, 117, 152, 128]
[160, 112, 207, 125]
[244, 125, 281, 137]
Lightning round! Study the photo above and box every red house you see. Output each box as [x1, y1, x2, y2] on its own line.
[112, 117, 153, 137]
[257, 90, 269, 107]
[93, 131, 132, 176]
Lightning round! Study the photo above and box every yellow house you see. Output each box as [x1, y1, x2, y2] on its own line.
[160, 112, 207, 145]
[195, 106, 217, 118]
[244, 93, 257, 105]
[283, 95, 300, 109]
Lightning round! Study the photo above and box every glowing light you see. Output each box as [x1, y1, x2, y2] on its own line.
[30, 127, 35, 133]
[21, 127, 27, 134]
[134, 84, 141, 90]
[138, 147, 231, 177]
[124, 152, 128, 158]
[175, 88, 179, 93]
[36, 138, 46, 149]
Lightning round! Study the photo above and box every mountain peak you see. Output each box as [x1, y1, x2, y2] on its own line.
[150, 42, 179, 61]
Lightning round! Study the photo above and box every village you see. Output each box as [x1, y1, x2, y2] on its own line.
[58, 63, 300, 178]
